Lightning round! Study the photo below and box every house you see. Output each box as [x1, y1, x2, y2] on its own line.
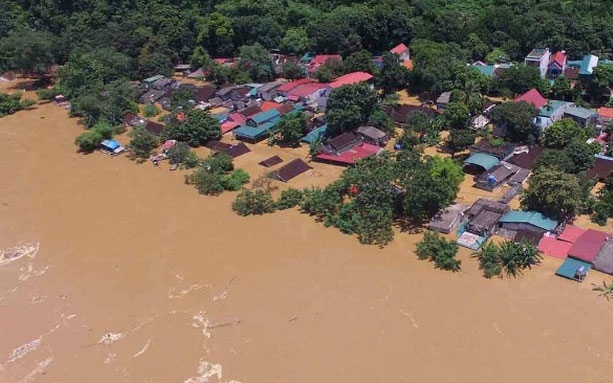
[384, 104, 439, 125]
[100, 139, 126, 156]
[356, 126, 387, 146]
[286, 82, 329, 107]
[141, 75, 166, 90]
[547, 51, 567, 78]
[233, 120, 279, 143]
[474, 161, 524, 191]
[524, 48, 551, 78]
[593, 241, 613, 275]
[225, 142, 251, 158]
[585, 155, 613, 181]
[258, 81, 284, 100]
[436, 92, 451, 111]
[193, 85, 216, 103]
[470, 140, 516, 161]
[145, 121, 165, 136]
[568, 229, 610, 263]
[220, 113, 246, 134]
[428, 204, 469, 234]
[508, 146, 544, 170]
[308, 55, 342, 75]
[276, 159, 312, 182]
[276, 78, 316, 96]
[301, 124, 328, 145]
[535, 100, 573, 132]
[215, 85, 237, 100]
[463, 152, 500, 174]
[555, 256, 593, 282]
[329, 72, 374, 89]
[498, 211, 558, 239]
[315, 142, 383, 166]
[390, 43, 410, 61]
[597, 106, 613, 126]
[246, 109, 280, 127]
[464, 198, 510, 237]
[239, 104, 262, 120]
[471, 115, 490, 130]
[567, 54, 599, 78]
[514, 88, 547, 109]
[538, 224, 585, 259]
[563, 106, 597, 128]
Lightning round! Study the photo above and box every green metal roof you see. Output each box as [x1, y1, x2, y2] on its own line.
[473, 65, 495, 77]
[143, 74, 165, 83]
[301, 125, 327, 144]
[499, 210, 558, 231]
[249, 109, 280, 125]
[556, 257, 592, 281]
[538, 100, 571, 118]
[463, 153, 500, 171]
[564, 106, 596, 120]
[234, 118, 280, 141]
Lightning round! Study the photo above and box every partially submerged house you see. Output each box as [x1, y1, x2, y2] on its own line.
[145, 121, 165, 136]
[556, 228, 610, 282]
[384, 104, 439, 125]
[498, 210, 558, 240]
[300, 124, 328, 145]
[508, 146, 544, 170]
[314, 132, 383, 166]
[524, 48, 551, 78]
[276, 159, 312, 182]
[474, 161, 526, 191]
[234, 109, 281, 143]
[463, 152, 500, 174]
[585, 155, 613, 182]
[225, 142, 251, 158]
[464, 198, 510, 237]
[593, 241, 613, 275]
[538, 224, 586, 259]
[356, 126, 387, 146]
[436, 92, 451, 111]
[100, 139, 125, 156]
[428, 204, 469, 234]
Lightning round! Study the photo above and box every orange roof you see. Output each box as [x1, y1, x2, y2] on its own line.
[597, 107, 613, 119]
[329, 71, 373, 88]
[403, 59, 414, 70]
[391, 43, 409, 55]
[260, 101, 282, 111]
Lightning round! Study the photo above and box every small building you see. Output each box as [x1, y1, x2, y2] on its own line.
[193, 85, 216, 103]
[301, 124, 328, 145]
[524, 48, 551, 78]
[555, 257, 592, 282]
[314, 142, 383, 166]
[498, 210, 558, 238]
[470, 140, 516, 160]
[471, 115, 490, 130]
[463, 153, 500, 174]
[384, 104, 439, 125]
[145, 121, 165, 136]
[596, 106, 613, 127]
[320, 132, 362, 155]
[258, 81, 284, 100]
[593, 241, 613, 275]
[100, 139, 125, 156]
[547, 51, 567, 78]
[215, 85, 237, 101]
[276, 159, 312, 182]
[474, 161, 523, 191]
[308, 54, 342, 75]
[535, 100, 573, 132]
[514, 88, 547, 109]
[141, 75, 166, 90]
[276, 78, 317, 96]
[390, 43, 410, 61]
[356, 126, 387, 146]
[563, 106, 597, 128]
[508, 146, 543, 170]
[585, 155, 613, 182]
[233, 120, 280, 143]
[247, 109, 280, 127]
[224, 142, 251, 158]
[428, 204, 468, 234]
[464, 198, 510, 237]
[436, 92, 451, 111]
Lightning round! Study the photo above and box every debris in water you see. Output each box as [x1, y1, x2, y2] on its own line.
[7, 338, 41, 363]
[98, 333, 125, 345]
[184, 360, 223, 383]
[133, 340, 151, 358]
[212, 290, 228, 302]
[18, 357, 53, 383]
[0, 242, 40, 266]
[192, 312, 212, 339]
[169, 283, 202, 299]
[104, 353, 116, 364]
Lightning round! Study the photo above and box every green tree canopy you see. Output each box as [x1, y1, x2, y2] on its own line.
[375, 52, 409, 95]
[490, 101, 538, 142]
[541, 119, 590, 149]
[274, 112, 307, 147]
[163, 109, 221, 147]
[343, 50, 376, 74]
[0, 29, 58, 77]
[238, 43, 274, 82]
[326, 83, 379, 136]
[279, 28, 310, 55]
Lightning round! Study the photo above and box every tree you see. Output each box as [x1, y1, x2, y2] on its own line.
[541, 119, 590, 149]
[564, 139, 596, 174]
[274, 112, 307, 147]
[238, 43, 274, 82]
[551, 76, 579, 101]
[129, 126, 159, 159]
[446, 129, 476, 156]
[138, 51, 173, 79]
[343, 50, 376, 74]
[375, 52, 409, 95]
[279, 28, 310, 55]
[0, 29, 57, 77]
[440, 102, 470, 130]
[498, 240, 542, 278]
[326, 83, 379, 136]
[495, 65, 549, 95]
[313, 58, 344, 83]
[195, 12, 234, 57]
[451, 77, 483, 115]
[75, 130, 104, 153]
[190, 45, 212, 69]
[490, 101, 538, 142]
[69, 80, 137, 127]
[588, 64, 613, 103]
[367, 108, 395, 135]
[485, 48, 510, 64]
[232, 188, 276, 216]
[186, 153, 245, 196]
[167, 142, 192, 165]
[0, 92, 28, 117]
[404, 111, 439, 145]
[280, 62, 304, 80]
[416, 231, 461, 272]
[474, 241, 502, 278]
[275, 188, 305, 210]
[163, 109, 221, 147]
[520, 167, 585, 221]
[143, 104, 160, 118]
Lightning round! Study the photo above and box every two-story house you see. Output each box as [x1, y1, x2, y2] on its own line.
[525, 48, 551, 78]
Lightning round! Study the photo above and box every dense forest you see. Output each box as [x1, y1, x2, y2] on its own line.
[1, 0, 613, 78]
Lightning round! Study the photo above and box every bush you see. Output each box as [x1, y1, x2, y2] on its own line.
[143, 104, 160, 118]
[167, 142, 191, 165]
[201, 152, 234, 174]
[36, 87, 61, 101]
[222, 169, 250, 191]
[74, 130, 104, 153]
[92, 122, 114, 139]
[275, 188, 305, 210]
[232, 188, 276, 216]
[183, 151, 201, 169]
[20, 99, 36, 109]
[474, 240, 542, 278]
[474, 241, 502, 278]
[416, 231, 461, 272]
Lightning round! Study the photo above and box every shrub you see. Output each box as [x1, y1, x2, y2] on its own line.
[416, 231, 461, 272]
[129, 126, 159, 159]
[143, 104, 160, 118]
[232, 188, 276, 216]
[275, 188, 305, 210]
[20, 99, 36, 109]
[183, 151, 201, 169]
[75, 130, 104, 153]
[222, 169, 250, 191]
[187, 169, 225, 195]
[201, 152, 234, 174]
[167, 142, 191, 165]
[36, 87, 61, 101]
[474, 241, 502, 278]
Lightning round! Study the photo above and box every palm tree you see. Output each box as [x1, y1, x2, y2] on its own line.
[516, 240, 543, 270]
[499, 240, 522, 278]
[592, 280, 613, 301]
[472, 241, 502, 278]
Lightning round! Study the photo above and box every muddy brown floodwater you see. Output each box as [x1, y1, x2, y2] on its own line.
[1, 80, 613, 383]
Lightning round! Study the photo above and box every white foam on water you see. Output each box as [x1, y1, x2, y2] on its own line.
[17, 357, 53, 383]
[192, 311, 212, 339]
[169, 283, 202, 299]
[133, 340, 151, 358]
[18, 263, 51, 282]
[184, 360, 223, 383]
[0, 243, 40, 267]
[104, 353, 116, 364]
[7, 338, 41, 363]
[98, 333, 125, 345]
[212, 290, 228, 302]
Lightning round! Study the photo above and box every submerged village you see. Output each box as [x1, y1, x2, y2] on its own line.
[3, 43, 613, 287]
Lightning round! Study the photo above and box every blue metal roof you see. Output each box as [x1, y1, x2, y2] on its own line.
[234, 119, 280, 141]
[101, 139, 120, 150]
[473, 65, 495, 77]
[301, 125, 328, 144]
[499, 210, 558, 231]
[463, 153, 500, 171]
[249, 109, 280, 125]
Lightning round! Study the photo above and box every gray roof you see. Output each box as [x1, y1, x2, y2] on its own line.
[594, 241, 613, 275]
[564, 106, 596, 120]
[259, 81, 284, 93]
[429, 204, 468, 234]
[356, 125, 386, 140]
[437, 91, 451, 104]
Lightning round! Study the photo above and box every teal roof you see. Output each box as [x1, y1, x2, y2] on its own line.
[249, 109, 280, 125]
[463, 153, 500, 171]
[473, 65, 495, 77]
[564, 106, 596, 119]
[301, 125, 328, 144]
[567, 60, 582, 68]
[499, 210, 558, 231]
[538, 100, 571, 118]
[143, 74, 165, 83]
[234, 119, 280, 140]
[556, 257, 592, 281]
[580, 54, 598, 75]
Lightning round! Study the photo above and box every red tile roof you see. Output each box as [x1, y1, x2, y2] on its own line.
[568, 229, 610, 263]
[390, 43, 409, 55]
[597, 107, 613, 119]
[558, 225, 586, 243]
[514, 88, 547, 109]
[221, 113, 246, 134]
[277, 78, 316, 93]
[260, 101, 282, 111]
[329, 72, 373, 89]
[310, 54, 342, 66]
[549, 51, 567, 67]
[315, 143, 382, 165]
[288, 82, 329, 98]
[538, 235, 573, 259]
